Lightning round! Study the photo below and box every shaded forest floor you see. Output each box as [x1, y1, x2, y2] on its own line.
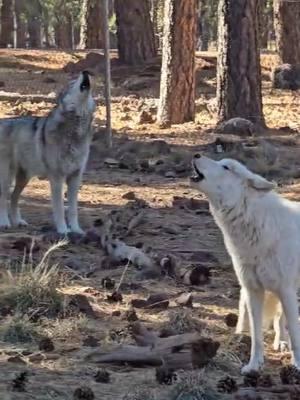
[0, 49, 300, 399]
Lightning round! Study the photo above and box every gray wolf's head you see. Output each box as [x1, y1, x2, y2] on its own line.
[58, 71, 95, 113]
[190, 154, 276, 208]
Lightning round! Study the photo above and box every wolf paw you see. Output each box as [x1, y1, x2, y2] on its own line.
[241, 360, 263, 375]
[0, 216, 11, 230]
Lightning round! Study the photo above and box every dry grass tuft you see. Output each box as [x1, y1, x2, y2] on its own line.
[0, 314, 38, 343]
[0, 240, 67, 318]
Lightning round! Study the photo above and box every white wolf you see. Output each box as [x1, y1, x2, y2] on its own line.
[0, 71, 95, 234]
[190, 154, 300, 373]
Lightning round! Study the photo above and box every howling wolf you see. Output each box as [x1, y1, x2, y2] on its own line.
[0, 71, 95, 234]
[191, 154, 300, 374]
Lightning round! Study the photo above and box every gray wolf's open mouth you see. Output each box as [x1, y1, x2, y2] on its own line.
[190, 162, 205, 182]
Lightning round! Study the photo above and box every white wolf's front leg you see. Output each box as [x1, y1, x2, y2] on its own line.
[241, 287, 265, 374]
[66, 170, 84, 234]
[50, 176, 69, 234]
[236, 287, 250, 334]
[279, 287, 300, 368]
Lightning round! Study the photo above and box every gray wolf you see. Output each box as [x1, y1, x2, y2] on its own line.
[0, 71, 95, 234]
[191, 154, 300, 373]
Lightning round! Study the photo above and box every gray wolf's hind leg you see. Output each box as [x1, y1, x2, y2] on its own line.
[66, 170, 84, 234]
[0, 162, 12, 229]
[10, 167, 29, 226]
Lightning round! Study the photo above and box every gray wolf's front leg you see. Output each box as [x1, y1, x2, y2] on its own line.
[66, 170, 84, 234]
[0, 162, 12, 229]
[50, 176, 69, 234]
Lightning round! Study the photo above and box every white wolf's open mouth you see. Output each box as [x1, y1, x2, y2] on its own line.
[190, 162, 205, 182]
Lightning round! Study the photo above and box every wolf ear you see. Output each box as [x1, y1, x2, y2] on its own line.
[247, 174, 276, 191]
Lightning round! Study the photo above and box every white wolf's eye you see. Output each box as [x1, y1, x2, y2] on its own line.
[223, 165, 229, 171]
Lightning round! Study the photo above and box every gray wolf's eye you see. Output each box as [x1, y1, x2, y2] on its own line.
[223, 165, 229, 170]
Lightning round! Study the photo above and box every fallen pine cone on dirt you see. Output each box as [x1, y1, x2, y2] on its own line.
[217, 375, 237, 393]
[73, 386, 95, 400]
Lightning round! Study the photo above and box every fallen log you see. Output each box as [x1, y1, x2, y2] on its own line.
[86, 322, 219, 370]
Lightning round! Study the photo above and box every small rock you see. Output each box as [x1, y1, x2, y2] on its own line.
[192, 338, 220, 368]
[122, 191, 136, 200]
[164, 171, 177, 178]
[225, 313, 238, 328]
[94, 369, 110, 383]
[216, 117, 256, 137]
[155, 366, 177, 385]
[38, 337, 55, 352]
[73, 386, 95, 400]
[112, 310, 121, 317]
[147, 293, 169, 309]
[175, 293, 193, 307]
[138, 110, 154, 124]
[271, 63, 300, 90]
[131, 299, 148, 308]
[104, 157, 119, 167]
[28, 353, 44, 363]
[43, 77, 57, 84]
[7, 355, 27, 364]
[82, 335, 100, 347]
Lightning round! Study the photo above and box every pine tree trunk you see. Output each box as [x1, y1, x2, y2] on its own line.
[157, 0, 196, 126]
[217, 0, 265, 127]
[15, 0, 26, 48]
[197, 0, 209, 51]
[0, 0, 14, 47]
[274, 0, 300, 64]
[27, 0, 43, 48]
[80, 0, 104, 49]
[115, 0, 156, 65]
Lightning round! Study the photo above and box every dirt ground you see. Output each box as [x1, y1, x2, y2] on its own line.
[0, 49, 300, 400]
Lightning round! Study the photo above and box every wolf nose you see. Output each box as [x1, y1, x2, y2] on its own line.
[194, 153, 201, 159]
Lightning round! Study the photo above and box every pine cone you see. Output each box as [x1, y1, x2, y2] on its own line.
[280, 365, 300, 384]
[257, 374, 273, 387]
[155, 366, 177, 385]
[94, 369, 110, 383]
[217, 376, 238, 393]
[73, 386, 95, 400]
[243, 370, 260, 387]
[11, 371, 28, 392]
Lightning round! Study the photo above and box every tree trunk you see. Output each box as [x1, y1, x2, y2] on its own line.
[15, 0, 26, 48]
[274, 0, 300, 64]
[197, 0, 209, 51]
[27, 0, 43, 48]
[157, 0, 196, 126]
[80, 0, 105, 49]
[0, 0, 14, 47]
[217, 0, 265, 127]
[115, 0, 156, 65]
[150, 0, 165, 50]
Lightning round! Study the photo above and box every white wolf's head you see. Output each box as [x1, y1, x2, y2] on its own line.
[190, 154, 276, 208]
[58, 71, 95, 114]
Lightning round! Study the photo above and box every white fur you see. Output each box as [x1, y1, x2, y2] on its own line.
[191, 155, 300, 373]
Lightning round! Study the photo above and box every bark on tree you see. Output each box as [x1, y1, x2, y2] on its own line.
[80, 0, 104, 49]
[274, 0, 300, 64]
[15, 0, 26, 48]
[197, 0, 209, 51]
[115, 0, 156, 65]
[0, 0, 14, 47]
[157, 0, 196, 126]
[27, 0, 43, 48]
[217, 0, 265, 127]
